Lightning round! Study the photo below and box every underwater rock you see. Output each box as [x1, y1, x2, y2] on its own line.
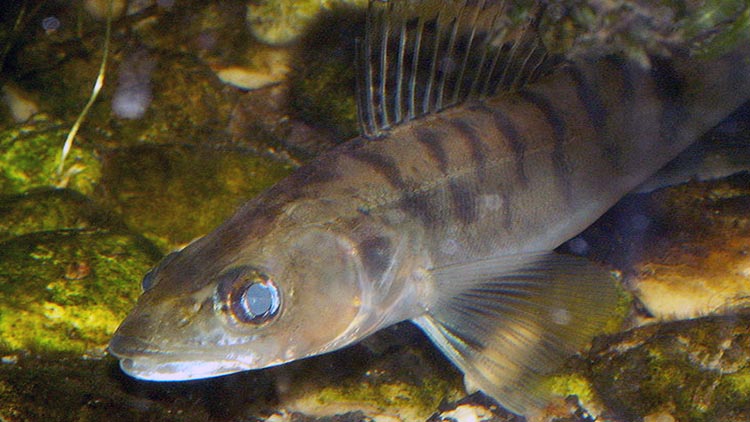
[268, 323, 463, 421]
[627, 173, 750, 321]
[0, 188, 125, 244]
[0, 114, 101, 195]
[1, 83, 38, 123]
[96, 144, 291, 250]
[8, 9, 241, 149]
[0, 227, 160, 354]
[245, 0, 367, 46]
[426, 393, 523, 422]
[0, 185, 159, 358]
[587, 312, 750, 422]
[286, 5, 363, 142]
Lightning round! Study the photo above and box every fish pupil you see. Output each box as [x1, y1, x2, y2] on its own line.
[235, 280, 279, 324]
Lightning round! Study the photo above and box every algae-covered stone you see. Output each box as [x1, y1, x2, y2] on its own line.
[96, 144, 292, 250]
[269, 323, 463, 421]
[0, 114, 101, 195]
[0, 188, 124, 243]
[587, 313, 750, 421]
[0, 228, 160, 354]
[246, 0, 368, 46]
[624, 171, 750, 321]
[287, 6, 363, 141]
[540, 0, 750, 65]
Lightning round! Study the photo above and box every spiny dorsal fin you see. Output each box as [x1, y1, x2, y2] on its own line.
[356, 0, 559, 138]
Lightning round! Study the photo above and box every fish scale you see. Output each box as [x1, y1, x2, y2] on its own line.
[109, 0, 750, 417]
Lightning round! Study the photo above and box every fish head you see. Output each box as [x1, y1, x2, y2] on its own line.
[109, 216, 372, 382]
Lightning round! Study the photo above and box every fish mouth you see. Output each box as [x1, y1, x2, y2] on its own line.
[108, 333, 256, 381]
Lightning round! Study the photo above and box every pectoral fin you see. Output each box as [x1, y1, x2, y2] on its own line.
[412, 251, 619, 416]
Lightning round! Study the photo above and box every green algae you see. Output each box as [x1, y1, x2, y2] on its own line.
[287, 6, 363, 141]
[97, 144, 292, 250]
[543, 372, 599, 410]
[246, 0, 367, 46]
[540, 0, 750, 66]
[282, 339, 462, 421]
[587, 314, 750, 421]
[602, 272, 633, 335]
[0, 188, 125, 243]
[681, 0, 750, 59]
[312, 369, 458, 414]
[0, 229, 160, 354]
[0, 115, 101, 195]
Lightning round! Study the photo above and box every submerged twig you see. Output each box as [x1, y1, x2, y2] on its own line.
[56, 0, 113, 180]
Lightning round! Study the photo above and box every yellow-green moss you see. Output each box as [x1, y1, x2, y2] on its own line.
[0, 115, 100, 195]
[725, 371, 750, 393]
[97, 145, 292, 250]
[246, 0, 368, 46]
[682, 0, 750, 58]
[310, 375, 458, 420]
[0, 230, 159, 354]
[544, 373, 598, 407]
[602, 273, 633, 335]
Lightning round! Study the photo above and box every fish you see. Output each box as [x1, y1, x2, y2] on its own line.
[108, 0, 750, 416]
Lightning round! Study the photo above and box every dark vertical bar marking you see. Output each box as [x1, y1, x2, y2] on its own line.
[469, 103, 527, 184]
[605, 55, 635, 103]
[564, 65, 621, 170]
[650, 55, 687, 144]
[415, 126, 450, 174]
[517, 89, 572, 202]
[399, 191, 443, 228]
[346, 149, 408, 191]
[448, 117, 488, 170]
[501, 191, 512, 230]
[284, 159, 341, 200]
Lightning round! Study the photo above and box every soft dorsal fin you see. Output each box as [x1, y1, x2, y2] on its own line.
[356, 0, 558, 138]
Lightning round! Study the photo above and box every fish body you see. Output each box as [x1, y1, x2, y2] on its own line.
[109, 0, 750, 416]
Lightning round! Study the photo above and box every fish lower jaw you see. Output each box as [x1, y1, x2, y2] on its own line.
[116, 354, 258, 382]
[109, 334, 260, 381]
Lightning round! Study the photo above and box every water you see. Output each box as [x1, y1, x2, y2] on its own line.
[1, 1, 749, 421]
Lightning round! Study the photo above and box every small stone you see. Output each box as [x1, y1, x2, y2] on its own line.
[1, 355, 18, 365]
[437, 404, 494, 422]
[215, 66, 287, 90]
[643, 411, 676, 422]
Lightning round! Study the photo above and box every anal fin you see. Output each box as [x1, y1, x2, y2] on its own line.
[413, 251, 619, 416]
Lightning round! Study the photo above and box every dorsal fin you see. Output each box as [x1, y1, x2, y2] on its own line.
[356, 0, 559, 138]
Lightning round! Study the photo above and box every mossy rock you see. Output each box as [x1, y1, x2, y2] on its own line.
[246, 0, 368, 46]
[96, 144, 292, 250]
[268, 323, 464, 421]
[0, 115, 100, 195]
[587, 313, 750, 421]
[0, 188, 126, 244]
[287, 5, 365, 141]
[0, 228, 160, 355]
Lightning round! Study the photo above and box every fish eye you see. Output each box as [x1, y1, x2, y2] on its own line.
[234, 280, 280, 324]
[219, 268, 281, 325]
